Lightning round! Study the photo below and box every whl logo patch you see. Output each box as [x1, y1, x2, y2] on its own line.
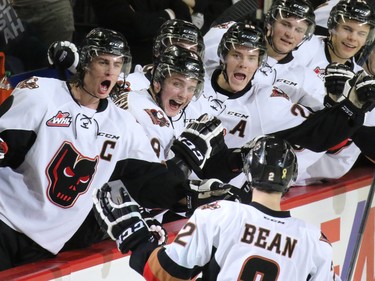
[46, 111, 72, 127]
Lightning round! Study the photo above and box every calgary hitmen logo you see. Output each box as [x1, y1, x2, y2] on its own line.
[46, 111, 72, 127]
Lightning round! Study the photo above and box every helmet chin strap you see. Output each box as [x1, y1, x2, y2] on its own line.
[266, 27, 289, 56]
[81, 85, 100, 99]
[268, 37, 289, 56]
[221, 62, 229, 84]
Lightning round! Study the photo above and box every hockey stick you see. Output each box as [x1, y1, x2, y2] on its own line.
[343, 170, 375, 281]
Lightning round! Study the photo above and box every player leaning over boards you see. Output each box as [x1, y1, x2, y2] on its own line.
[93, 135, 339, 281]
[184, 22, 375, 192]
[0, 27, 228, 270]
[290, 0, 375, 184]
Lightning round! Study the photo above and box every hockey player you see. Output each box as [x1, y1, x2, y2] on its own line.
[290, 0, 375, 184]
[203, 0, 326, 110]
[293, 0, 374, 77]
[93, 135, 338, 281]
[114, 45, 205, 162]
[190, 22, 374, 190]
[0, 27, 228, 270]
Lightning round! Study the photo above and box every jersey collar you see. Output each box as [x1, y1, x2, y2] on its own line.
[250, 201, 291, 218]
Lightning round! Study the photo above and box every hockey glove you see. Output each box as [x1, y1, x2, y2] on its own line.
[93, 181, 158, 253]
[138, 207, 168, 245]
[185, 179, 233, 211]
[47, 41, 79, 74]
[340, 70, 375, 112]
[0, 138, 8, 160]
[324, 63, 355, 98]
[171, 114, 225, 177]
[354, 73, 375, 112]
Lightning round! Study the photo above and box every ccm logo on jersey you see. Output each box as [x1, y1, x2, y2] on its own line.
[275, 78, 297, 87]
[227, 111, 249, 119]
[46, 111, 72, 127]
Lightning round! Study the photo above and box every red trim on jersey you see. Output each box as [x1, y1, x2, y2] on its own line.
[327, 139, 349, 153]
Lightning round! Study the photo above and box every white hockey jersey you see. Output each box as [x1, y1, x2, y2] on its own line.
[292, 35, 364, 80]
[203, 21, 326, 110]
[191, 73, 325, 186]
[291, 35, 365, 184]
[143, 200, 336, 281]
[115, 89, 176, 161]
[0, 77, 163, 254]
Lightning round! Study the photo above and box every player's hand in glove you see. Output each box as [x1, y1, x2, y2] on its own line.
[0, 138, 8, 160]
[93, 180, 165, 253]
[185, 179, 233, 211]
[138, 207, 168, 245]
[171, 114, 226, 178]
[47, 41, 79, 74]
[324, 63, 355, 100]
[340, 70, 375, 112]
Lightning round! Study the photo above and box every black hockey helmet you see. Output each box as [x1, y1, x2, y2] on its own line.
[327, 0, 375, 45]
[265, 0, 315, 47]
[153, 19, 205, 63]
[152, 45, 205, 99]
[78, 28, 132, 77]
[217, 22, 267, 66]
[242, 135, 298, 194]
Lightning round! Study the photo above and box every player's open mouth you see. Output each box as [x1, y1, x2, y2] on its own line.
[169, 99, 182, 110]
[100, 80, 111, 92]
[234, 73, 246, 81]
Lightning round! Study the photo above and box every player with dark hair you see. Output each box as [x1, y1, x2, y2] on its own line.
[0, 27, 227, 270]
[93, 135, 338, 280]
